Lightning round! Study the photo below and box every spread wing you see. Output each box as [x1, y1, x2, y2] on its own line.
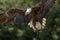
[35, 0, 56, 18]
[0, 8, 30, 24]
[0, 0, 56, 31]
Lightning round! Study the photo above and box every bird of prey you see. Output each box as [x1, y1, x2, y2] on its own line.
[0, 0, 56, 31]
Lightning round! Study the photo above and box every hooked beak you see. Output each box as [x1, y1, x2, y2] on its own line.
[25, 12, 28, 16]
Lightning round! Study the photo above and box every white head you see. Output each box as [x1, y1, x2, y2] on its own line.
[25, 8, 32, 15]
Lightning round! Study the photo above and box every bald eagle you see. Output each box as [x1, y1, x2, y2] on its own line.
[0, 0, 56, 31]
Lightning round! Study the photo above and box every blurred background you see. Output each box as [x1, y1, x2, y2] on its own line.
[0, 0, 60, 40]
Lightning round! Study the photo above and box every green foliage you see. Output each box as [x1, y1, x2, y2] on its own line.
[0, 0, 60, 40]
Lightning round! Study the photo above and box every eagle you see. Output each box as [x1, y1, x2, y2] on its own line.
[0, 0, 56, 31]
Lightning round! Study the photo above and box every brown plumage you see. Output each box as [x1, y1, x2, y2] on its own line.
[25, 0, 56, 31]
[0, 8, 31, 25]
[0, 0, 56, 31]
[0, 13, 7, 24]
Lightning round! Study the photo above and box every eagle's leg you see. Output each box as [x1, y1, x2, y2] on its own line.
[34, 17, 43, 30]
[28, 18, 46, 31]
[32, 19, 37, 31]
[28, 19, 37, 31]
[35, 18, 46, 30]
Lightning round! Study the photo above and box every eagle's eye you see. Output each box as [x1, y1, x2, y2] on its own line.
[25, 8, 32, 16]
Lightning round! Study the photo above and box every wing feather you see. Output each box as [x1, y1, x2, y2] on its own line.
[33, 0, 56, 18]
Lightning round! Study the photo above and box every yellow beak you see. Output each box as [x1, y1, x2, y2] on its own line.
[25, 12, 28, 16]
